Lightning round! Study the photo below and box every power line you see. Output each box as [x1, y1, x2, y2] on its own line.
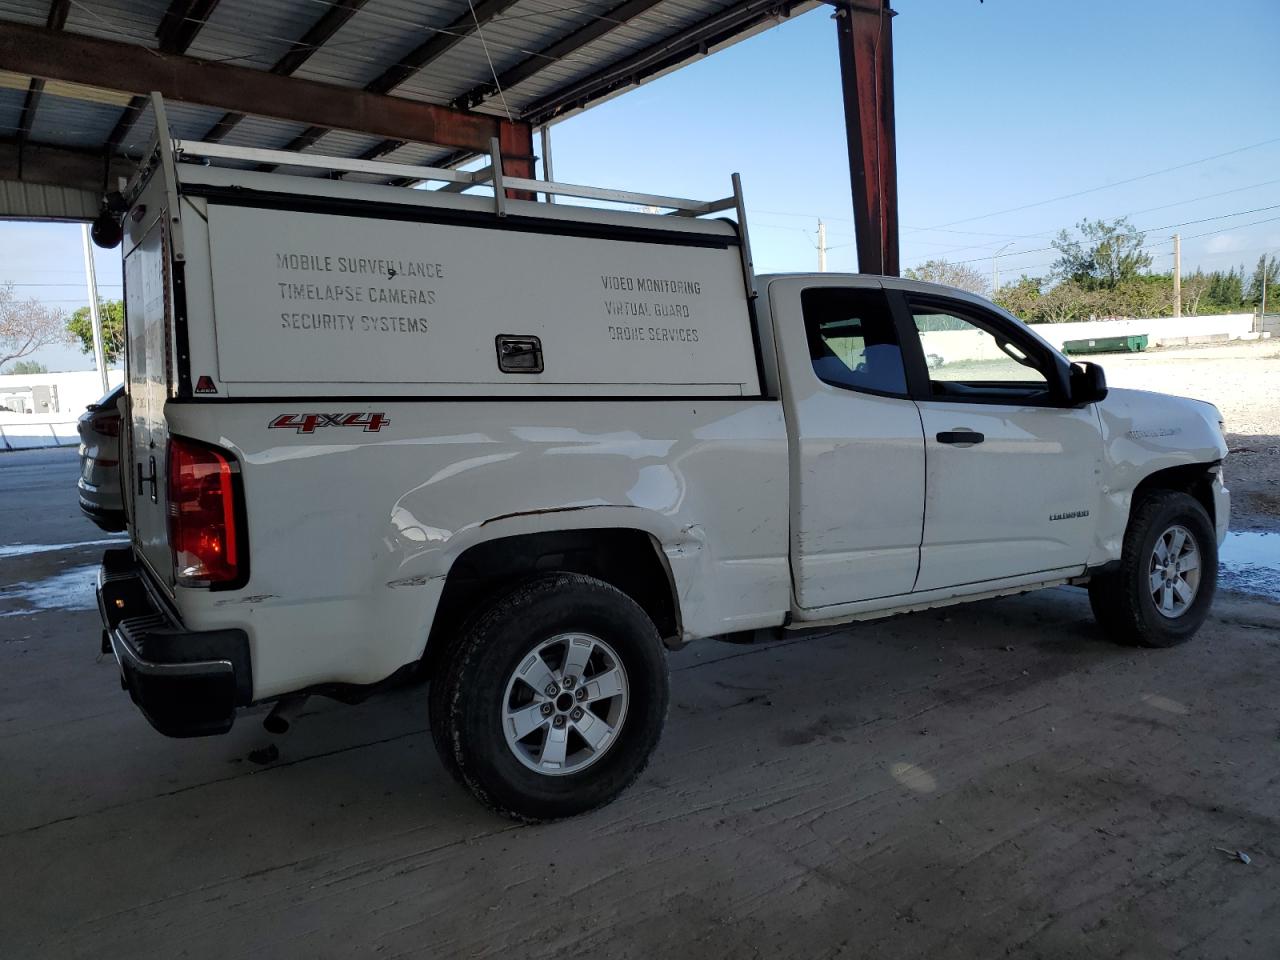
[766, 171, 1280, 256]
[1124, 177, 1280, 217]
[940, 203, 1280, 267]
[968, 215, 1280, 280]
[922, 136, 1280, 229]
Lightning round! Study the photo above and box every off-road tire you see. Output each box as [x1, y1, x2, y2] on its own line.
[1088, 490, 1217, 647]
[428, 573, 668, 821]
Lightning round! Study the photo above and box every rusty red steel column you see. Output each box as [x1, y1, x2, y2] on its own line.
[498, 119, 536, 202]
[835, 0, 899, 276]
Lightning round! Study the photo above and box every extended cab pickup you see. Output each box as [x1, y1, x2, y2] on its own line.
[96, 103, 1228, 820]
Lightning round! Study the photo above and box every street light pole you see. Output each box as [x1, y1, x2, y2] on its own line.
[992, 242, 1013, 296]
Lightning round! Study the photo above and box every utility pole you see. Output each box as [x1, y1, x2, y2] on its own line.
[1263, 253, 1269, 324]
[818, 219, 828, 273]
[1172, 233, 1181, 318]
[80, 224, 109, 394]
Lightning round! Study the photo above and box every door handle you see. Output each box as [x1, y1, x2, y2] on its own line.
[136, 455, 158, 502]
[936, 430, 985, 446]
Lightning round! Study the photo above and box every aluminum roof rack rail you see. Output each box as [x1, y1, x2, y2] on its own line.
[171, 137, 738, 220]
[130, 93, 756, 299]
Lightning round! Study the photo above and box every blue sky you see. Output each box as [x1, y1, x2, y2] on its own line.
[4, 0, 1277, 371]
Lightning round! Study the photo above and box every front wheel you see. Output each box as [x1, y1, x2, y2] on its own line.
[1088, 490, 1218, 647]
[429, 573, 669, 821]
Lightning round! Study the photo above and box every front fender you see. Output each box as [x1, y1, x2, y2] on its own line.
[1091, 388, 1227, 564]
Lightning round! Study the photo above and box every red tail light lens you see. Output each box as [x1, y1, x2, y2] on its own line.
[90, 409, 120, 438]
[167, 436, 245, 586]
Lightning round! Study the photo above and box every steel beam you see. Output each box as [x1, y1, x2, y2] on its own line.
[834, 0, 899, 276]
[13, 0, 70, 169]
[497, 119, 536, 201]
[0, 138, 133, 193]
[156, 0, 222, 56]
[0, 22, 524, 157]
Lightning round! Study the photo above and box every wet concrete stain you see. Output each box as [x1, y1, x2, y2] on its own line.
[1218, 531, 1280, 601]
[0, 563, 98, 617]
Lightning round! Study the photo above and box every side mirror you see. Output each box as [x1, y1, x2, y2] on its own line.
[1070, 361, 1108, 405]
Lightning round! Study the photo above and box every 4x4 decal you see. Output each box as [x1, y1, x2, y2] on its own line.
[269, 413, 390, 434]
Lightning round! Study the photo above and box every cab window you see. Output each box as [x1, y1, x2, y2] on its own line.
[908, 299, 1052, 402]
[802, 288, 908, 397]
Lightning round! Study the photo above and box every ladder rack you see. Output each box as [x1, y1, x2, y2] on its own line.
[128, 93, 757, 298]
[171, 137, 738, 219]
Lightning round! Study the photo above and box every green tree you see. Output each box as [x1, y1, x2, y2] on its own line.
[1035, 279, 1092, 323]
[1051, 217, 1152, 289]
[67, 299, 125, 365]
[1204, 267, 1245, 312]
[1246, 254, 1279, 310]
[1107, 274, 1172, 318]
[4, 359, 48, 374]
[904, 259, 989, 296]
[993, 275, 1043, 320]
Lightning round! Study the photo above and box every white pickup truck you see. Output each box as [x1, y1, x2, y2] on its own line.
[96, 102, 1228, 820]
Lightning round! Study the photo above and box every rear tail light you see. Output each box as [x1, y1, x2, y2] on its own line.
[167, 436, 247, 587]
[89, 408, 120, 438]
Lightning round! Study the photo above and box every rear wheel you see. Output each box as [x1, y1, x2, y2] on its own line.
[1088, 490, 1217, 647]
[429, 573, 669, 821]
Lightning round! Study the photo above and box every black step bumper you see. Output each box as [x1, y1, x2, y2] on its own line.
[97, 548, 252, 738]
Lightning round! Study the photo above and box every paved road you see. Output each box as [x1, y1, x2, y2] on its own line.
[1, 451, 1277, 959]
[0, 448, 88, 547]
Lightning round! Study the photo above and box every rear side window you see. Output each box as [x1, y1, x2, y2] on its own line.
[801, 287, 907, 396]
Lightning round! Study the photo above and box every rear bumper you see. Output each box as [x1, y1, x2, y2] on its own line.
[78, 494, 126, 533]
[97, 548, 252, 738]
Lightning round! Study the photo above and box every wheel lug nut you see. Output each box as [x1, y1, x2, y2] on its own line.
[540, 703, 553, 717]
[576, 687, 588, 701]
[570, 707, 584, 721]
[563, 676, 576, 689]
[553, 715, 566, 728]
[544, 683, 558, 697]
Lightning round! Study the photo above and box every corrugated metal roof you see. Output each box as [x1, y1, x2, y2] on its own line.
[0, 83, 24, 139]
[0, 177, 99, 219]
[28, 93, 121, 148]
[1, 0, 814, 194]
[186, 0, 321, 70]
[0, 0, 45, 28]
[291, 0, 465, 90]
[65, 0, 169, 50]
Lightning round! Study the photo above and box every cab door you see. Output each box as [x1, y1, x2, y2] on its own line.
[891, 289, 1103, 592]
[770, 278, 926, 609]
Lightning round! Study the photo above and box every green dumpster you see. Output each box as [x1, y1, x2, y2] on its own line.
[1062, 334, 1148, 355]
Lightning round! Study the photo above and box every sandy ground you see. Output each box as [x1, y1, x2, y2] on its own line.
[2, 343, 1279, 960]
[1095, 340, 1280, 531]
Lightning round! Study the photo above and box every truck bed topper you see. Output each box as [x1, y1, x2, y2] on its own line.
[119, 94, 764, 400]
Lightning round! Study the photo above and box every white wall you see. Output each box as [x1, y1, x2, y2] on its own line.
[0, 369, 123, 449]
[1029, 313, 1255, 352]
[0, 369, 123, 418]
[923, 313, 1258, 366]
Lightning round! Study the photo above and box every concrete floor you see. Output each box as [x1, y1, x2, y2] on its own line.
[2, 449, 1277, 959]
